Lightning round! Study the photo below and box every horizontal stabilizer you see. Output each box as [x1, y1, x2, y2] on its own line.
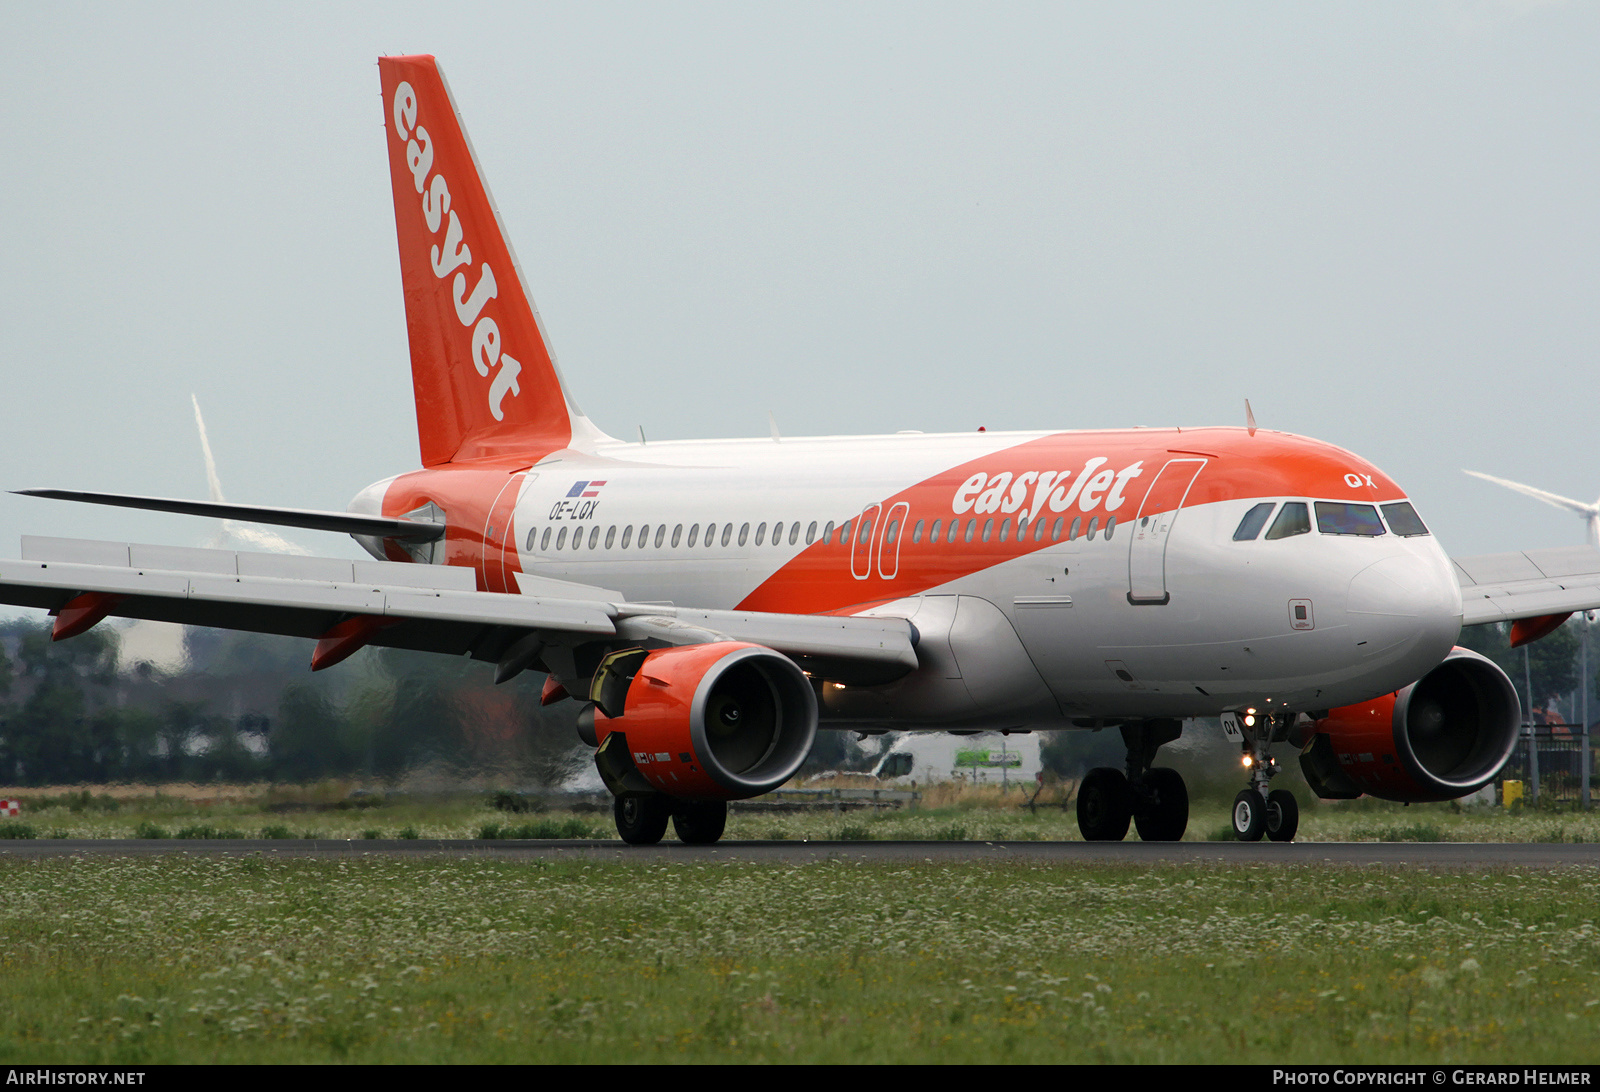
[14, 489, 444, 542]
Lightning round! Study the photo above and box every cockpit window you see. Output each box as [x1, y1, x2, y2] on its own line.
[1264, 502, 1311, 540]
[1233, 502, 1276, 541]
[1381, 501, 1430, 537]
[1315, 501, 1386, 537]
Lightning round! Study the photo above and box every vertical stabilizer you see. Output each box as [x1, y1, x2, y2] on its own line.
[379, 55, 601, 465]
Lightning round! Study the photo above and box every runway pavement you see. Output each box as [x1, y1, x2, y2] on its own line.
[2, 838, 1598, 866]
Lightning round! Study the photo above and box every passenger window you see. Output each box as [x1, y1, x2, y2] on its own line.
[772, 521, 784, 544]
[754, 522, 767, 546]
[964, 519, 976, 544]
[1035, 518, 1046, 542]
[556, 526, 568, 549]
[688, 524, 700, 547]
[1068, 516, 1080, 541]
[928, 519, 941, 542]
[1315, 502, 1385, 537]
[638, 524, 649, 548]
[1016, 516, 1028, 541]
[838, 520, 851, 545]
[912, 519, 924, 544]
[1086, 517, 1099, 540]
[789, 522, 801, 545]
[1052, 517, 1064, 541]
[885, 519, 899, 545]
[704, 523, 716, 547]
[858, 518, 873, 544]
[1233, 502, 1276, 542]
[655, 525, 666, 548]
[540, 527, 552, 551]
[1265, 502, 1311, 540]
[620, 526, 633, 549]
[588, 527, 600, 549]
[1105, 516, 1115, 540]
[998, 518, 1011, 543]
[806, 521, 818, 545]
[1381, 502, 1430, 537]
[671, 524, 682, 548]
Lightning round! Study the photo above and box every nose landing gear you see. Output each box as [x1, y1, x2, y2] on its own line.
[1076, 720, 1190, 842]
[1229, 712, 1301, 843]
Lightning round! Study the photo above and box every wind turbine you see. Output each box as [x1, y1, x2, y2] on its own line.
[1466, 468, 1599, 808]
[1462, 470, 1600, 548]
[192, 395, 309, 555]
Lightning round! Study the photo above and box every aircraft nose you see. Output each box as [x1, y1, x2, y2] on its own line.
[1346, 551, 1462, 669]
[1347, 554, 1457, 619]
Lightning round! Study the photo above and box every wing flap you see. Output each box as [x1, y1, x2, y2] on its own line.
[0, 537, 919, 681]
[1454, 545, 1600, 626]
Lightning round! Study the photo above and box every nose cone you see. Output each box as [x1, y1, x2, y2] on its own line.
[1347, 550, 1462, 684]
[1348, 554, 1458, 619]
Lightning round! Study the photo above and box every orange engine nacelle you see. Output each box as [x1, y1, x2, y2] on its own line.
[588, 642, 818, 801]
[1300, 647, 1521, 803]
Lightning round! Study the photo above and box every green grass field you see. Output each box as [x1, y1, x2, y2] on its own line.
[3, 781, 1599, 844]
[1, 854, 1598, 1064]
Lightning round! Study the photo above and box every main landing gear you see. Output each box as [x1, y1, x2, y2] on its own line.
[613, 793, 729, 846]
[1229, 711, 1299, 843]
[1077, 720, 1189, 842]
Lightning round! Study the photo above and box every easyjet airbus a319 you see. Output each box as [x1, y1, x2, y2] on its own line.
[5, 56, 1596, 844]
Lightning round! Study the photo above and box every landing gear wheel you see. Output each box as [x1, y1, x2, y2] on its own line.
[1232, 789, 1265, 842]
[614, 794, 670, 845]
[1266, 789, 1300, 843]
[672, 801, 728, 845]
[1077, 767, 1133, 842]
[1134, 767, 1189, 842]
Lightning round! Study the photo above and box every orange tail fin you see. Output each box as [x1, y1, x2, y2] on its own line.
[379, 55, 595, 465]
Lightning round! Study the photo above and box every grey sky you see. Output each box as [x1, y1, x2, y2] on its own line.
[2, 1, 1597, 563]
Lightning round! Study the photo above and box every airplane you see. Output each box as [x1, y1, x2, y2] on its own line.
[4, 54, 1598, 846]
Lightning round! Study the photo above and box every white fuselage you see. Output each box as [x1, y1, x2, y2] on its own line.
[356, 424, 1464, 732]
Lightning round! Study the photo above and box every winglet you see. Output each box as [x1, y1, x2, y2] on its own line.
[379, 56, 608, 466]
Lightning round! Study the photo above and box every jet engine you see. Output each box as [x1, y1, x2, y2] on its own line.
[1299, 647, 1520, 803]
[581, 642, 817, 801]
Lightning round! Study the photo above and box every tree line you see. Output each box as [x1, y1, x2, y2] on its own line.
[0, 619, 588, 787]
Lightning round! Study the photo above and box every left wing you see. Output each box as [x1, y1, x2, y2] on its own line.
[0, 536, 919, 686]
[1453, 545, 1600, 626]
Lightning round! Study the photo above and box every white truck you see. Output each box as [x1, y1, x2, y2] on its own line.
[870, 731, 1043, 788]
